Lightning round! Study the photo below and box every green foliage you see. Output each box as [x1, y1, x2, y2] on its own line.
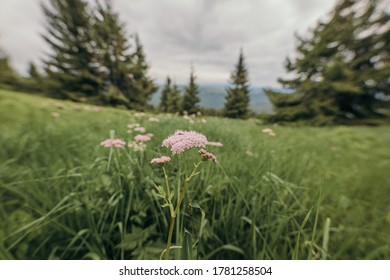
[92, 0, 134, 107]
[160, 77, 182, 114]
[181, 67, 200, 114]
[266, 0, 390, 125]
[1, 90, 389, 260]
[159, 77, 171, 112]
[0, 55, 19, 89]
[224, 49, 251, 119]
[41, 0, 156, 109]
[42, 0, 102, 99]
[128, 34, 158, 110]
[167, 83, 181, 114]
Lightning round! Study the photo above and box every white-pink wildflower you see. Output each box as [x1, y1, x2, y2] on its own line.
[150, 156, 171, 164]
[134, 127, 146, 133]
[134, 112, 145, 118]
[134, 134, 151, 142]
[207, 141, 223, 147]
[100, 139, 126, 148]
[262, 128, 276, 136]
[128, 123, 140, 129]
[162, 130, 208, 154]
[128, 141, 147, 152]
[149, 117, 160, 122]
[198, 149, 217, 163]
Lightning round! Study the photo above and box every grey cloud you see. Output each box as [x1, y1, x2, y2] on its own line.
[1, 0, 339, 86]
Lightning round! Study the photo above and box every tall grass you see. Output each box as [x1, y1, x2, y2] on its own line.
[0, 89, 389, 259]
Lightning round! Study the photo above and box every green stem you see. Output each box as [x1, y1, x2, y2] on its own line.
[163, 215, 176, 260]
[163, 161, 202, 259]
[163, 166, 174, 217]
[163, 166, 170, 198]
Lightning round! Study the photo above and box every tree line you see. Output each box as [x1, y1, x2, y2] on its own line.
[0, 0, 250, 118]
[0, 0, 388, 123]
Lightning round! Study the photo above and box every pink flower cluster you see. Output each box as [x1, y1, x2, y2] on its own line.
[198, 149, 217, 163]
[134, 127, 146, 133]
[100, 139, 126, 148]
[162, 130, 208, 154]
[134, 134, 151, 142]
[150, 156, 171, 164]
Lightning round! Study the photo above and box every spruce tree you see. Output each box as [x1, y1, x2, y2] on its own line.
[266, 0, 389, 125]
[224, 49, 250, 119]
[42, 0, 102, 99]
[93, 0, 133, 107]
[167, 83, 181, 113]
[26, 62, 42, 92]
[159, 76, 171, 112]
[181, 66, 200, 114]
[0, 48, 19, 89]
[130, 33, 157, 109]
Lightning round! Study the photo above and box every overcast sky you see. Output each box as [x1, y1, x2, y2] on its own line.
[0, 0, 340, 87]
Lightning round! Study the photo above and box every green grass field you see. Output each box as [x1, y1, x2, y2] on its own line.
[0, 89, 389, 260]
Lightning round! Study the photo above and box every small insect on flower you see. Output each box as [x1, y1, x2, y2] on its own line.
[198, 149, 217, 163]
[150, 156, 171, 164]
[162, 130, 208, 154]
[100, 139, 126, 148]
[134, 134, 151, 142]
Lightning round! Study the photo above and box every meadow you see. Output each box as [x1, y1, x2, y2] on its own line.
[0, 89, 389, 260]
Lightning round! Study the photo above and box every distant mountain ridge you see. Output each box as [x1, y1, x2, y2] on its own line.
[150, 84, 290, 113]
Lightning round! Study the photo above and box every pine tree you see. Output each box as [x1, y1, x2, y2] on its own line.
[42, 0, 102, 100]
[266, 0, 389, 125]
[159, 76, 171, 112]
[130, 33, 157, 110]
[181, 66, 200, 114]
[28, 62, 40, 80]
[26, 62, 43, 92]
[167, 82, 181, 113]
[224, 49, 251, 119]
[0, 48, 19, 89]
[93, 0, 133, 107]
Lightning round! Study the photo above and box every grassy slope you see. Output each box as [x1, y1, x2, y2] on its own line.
[0, 89, 389, 260]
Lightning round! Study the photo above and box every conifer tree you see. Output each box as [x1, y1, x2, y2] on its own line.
[26, 62, 43, 92]
[0, 48, 19, 89]
[224, 49, 250, 119]
[266, 0, 389, 125]
[42, 0, 102, 99]
[167, 83, 181, 113]
[159, 76, 171, 112]
[28, 62, 40, 80]
[93, 0, 133, 107]
[181, 66, 200, 114]
[130, 33, 157, 109]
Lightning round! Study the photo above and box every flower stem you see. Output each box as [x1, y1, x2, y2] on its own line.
[163, 161, 202, 259]
[163, 215, 176, 260]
